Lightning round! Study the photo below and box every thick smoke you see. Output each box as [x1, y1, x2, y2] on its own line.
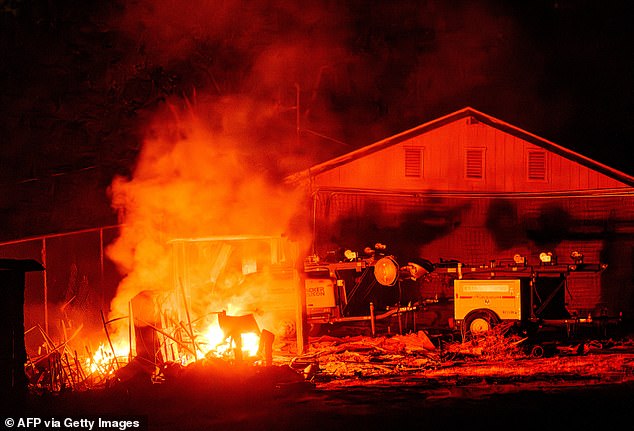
[106, 96, 306, 323]
[103, 0, 544, 334]
[111, 0, 538, 148]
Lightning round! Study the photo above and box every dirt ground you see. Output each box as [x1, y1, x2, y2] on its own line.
[8, 326, 634, 431]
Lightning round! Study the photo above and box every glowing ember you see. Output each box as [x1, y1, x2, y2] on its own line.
[241, 332, 260, 357]
[198, 324, 260, 359]
[86, 342, 130, 375]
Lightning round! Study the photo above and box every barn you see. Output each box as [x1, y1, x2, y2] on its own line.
[286, 107, 634, 323]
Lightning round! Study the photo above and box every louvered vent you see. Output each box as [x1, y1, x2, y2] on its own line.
[528, 151, 546, 180]
[404, 148, 422, 177]
[465, 149, 483, 179]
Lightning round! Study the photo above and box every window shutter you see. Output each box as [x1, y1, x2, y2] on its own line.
[404, 148, 422, 177]
[527, 151, 546, 180]
[465, 149, 484, 179]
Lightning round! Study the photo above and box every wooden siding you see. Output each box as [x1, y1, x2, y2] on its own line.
[312, 117, 630, 193]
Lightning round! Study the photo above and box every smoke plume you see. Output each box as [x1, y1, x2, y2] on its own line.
[106, 96, 306, 330]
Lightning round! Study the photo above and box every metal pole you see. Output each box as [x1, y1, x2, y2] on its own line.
[530, 272, 536, 320]
[178, 278, 197, 358]
[296, 268, 307, 355]
[99, 228, 105, 310]
[294, 82, 300, 149]
[311, 192, 318, 256]
[41, 238, 49, 335]
[128, 301, 134, 362]
[100, 310, 120, 370]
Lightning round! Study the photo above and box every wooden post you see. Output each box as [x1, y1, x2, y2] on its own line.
[178, 278, 197, 358]
[370, 302, 376, 337]
[296, 269, 307, 355]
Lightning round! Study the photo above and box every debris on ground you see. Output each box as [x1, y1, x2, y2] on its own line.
[289, 323, 634, 383]
[441, 322, 526, 361]
[290, 331, 441, 378]
[290, 324, 529, 380]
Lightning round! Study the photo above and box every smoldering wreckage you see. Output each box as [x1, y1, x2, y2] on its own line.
[4, 238, 634, 421]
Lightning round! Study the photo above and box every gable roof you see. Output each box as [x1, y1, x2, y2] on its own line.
[287, 107, 634, 188]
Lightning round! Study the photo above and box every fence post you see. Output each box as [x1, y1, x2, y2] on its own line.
[41, 238, 49, 335]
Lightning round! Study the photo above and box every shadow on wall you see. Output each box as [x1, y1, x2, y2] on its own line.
[525, 204, 572, 249]
[319, 197, 623, 258]
[326, 200, 467, 258]
[486, 199, 525, 250]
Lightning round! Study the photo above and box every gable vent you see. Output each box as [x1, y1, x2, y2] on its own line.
[404, 147, 422, 177]
[527, 151, 546, 180]
[466, 116, 479, 125]
[465, 149, 484, 179]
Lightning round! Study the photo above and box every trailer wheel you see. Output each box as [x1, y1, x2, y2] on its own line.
[463, 310, 499, 337]
[530, 345, 545, 358]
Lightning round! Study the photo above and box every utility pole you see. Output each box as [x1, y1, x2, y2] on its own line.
[294, 82, 300, 150]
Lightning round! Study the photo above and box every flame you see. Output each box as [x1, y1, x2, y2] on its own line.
[86, 342, 130, 375]
[199, 324, 260, 359]
[103, 99, 311, 361]
[86, 319, 260, 377]
[240, 333, 260, 357]
[196, 305, 262, 359]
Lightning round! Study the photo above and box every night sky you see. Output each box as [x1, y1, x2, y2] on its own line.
[1, 0, 633, 241]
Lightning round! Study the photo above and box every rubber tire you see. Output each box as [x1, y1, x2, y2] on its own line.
[464, 310, 499, 336]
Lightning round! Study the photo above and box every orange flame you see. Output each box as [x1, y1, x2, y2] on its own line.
[199, 324, 260, 359]
[86, 342, 129, 375]
[104, 98, 310, 358]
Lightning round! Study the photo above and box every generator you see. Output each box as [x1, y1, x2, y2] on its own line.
[454, 278, 521, 328]
[302, 247, 616, 340]
[434, 256, 612, 337]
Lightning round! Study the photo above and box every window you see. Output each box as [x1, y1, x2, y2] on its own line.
[404, 147, 422, 177]
[465, 148, 484, 179]
[527, 150, 547, 180]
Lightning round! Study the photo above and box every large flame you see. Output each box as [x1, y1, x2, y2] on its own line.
[104, 98, 309, 360]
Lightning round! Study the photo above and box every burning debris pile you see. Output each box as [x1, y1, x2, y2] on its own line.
[24, 317, 280, 395]
[25, 323, 95, 393]
[24, 290, 293, 395]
